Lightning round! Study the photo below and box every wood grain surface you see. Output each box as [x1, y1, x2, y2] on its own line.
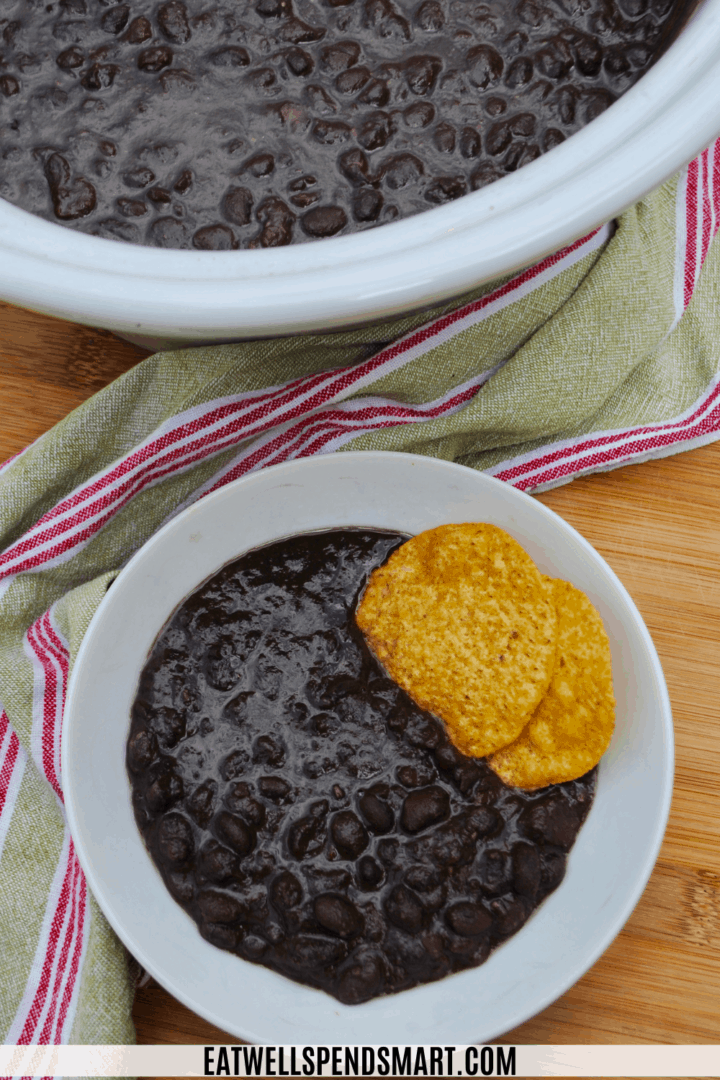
[3, 301, 719, 1065]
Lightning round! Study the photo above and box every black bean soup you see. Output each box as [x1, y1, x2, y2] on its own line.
[127, 528, 595, 1004]
[0, 0, 689, 248]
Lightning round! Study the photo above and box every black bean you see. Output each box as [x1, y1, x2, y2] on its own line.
[540, 846, 567, 891]
[486, 119, 512, 156]
[554, 86, 577, 125]
[216, 810, 255, 856]
[148, 217, 191, 247]
[491, 897, 530, 941]
[123, 166, 155, 188]
[543, 128, 565, 152]
[478, 848, 512, 895]
[512, 841, 541, 898]
[331, 810, 369, 858]
[396, 765, 421, 787]
[352, 187, 383, 222]
[280, 17, 326, 43]
[44, 153, 97, 220]
[320, 41, 361, 72]
[401, 786, 450, 833]
[504, 141, 541, 171]
[256, 0, 293, 16]
[138, 46, 173, 72]
[198, 839, 239, 882]
[271, 869, 303, 909]
[117, 197, 148, 217]
[311, 120, 352, 145]
[220, 749, 249, 781]
[335, 65, 370, 93]
[166, 869, 194, 903]
[336, 950, 383, 1003]
[253, 735, 285, 766]
[583, 88, 615, 122]
[286, 46, 313, 75]
[252, 197, 295, 247]
[287, 814, 322, 858]
[467, 44, 503, 88]
[453, 759, 482, 791]
[384, 884, 424, 933]
[424, 175, 467, 203]
[287, 935, 347, 965]
[145, 768, 184, 813]
[258, 775, 292, 801]
[364, 0, 411, 39]
[197, 889, 244, 923]
[100, 4, 129, 34]
[405, 716, 440, 749]
[403, 101, 435, 127]
[377, 837, 398, 864]
[338, 148, 371, 185]
[356, 855, 383, 889]
[357, 111, 392, 150]
[415, 0, 444, 31]
[193, 224, 238, 250]
[358, 77, 389, 106]
[0, 72, 19, 96]
[314, 893, 364, 938]
[201, 921, 238, 949]
[243, 152, 275, 177]
[445, 901, 492, 937]
[157, 813, 194, 864]
[405, 54, 442, 95]
[571, 32, 602, 75]
[127, 729, 156, 773]
[522, 797, 582, 849]
[237, 933, 267, 959]
[535, 39, 572, 79]
[300, 205, 347, 237]
[187, 777, 215, 825]
[358, 788, 394, 833]
[124, 15, 152, 42]
[403, 862, 445, 891]
[381, 153, 424, 190]
[505, 55, 533, 87]
[56, 47, 84, 70]
[432, 121, 456, 153]
[158, 1, 191, 43]
[226, 783, 266, 826]
[81, 62, 118, 90]
[173, 169, 193, 193]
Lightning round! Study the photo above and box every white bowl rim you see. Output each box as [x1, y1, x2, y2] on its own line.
[3, 0, 720, 340]
[62, 452, 674, 1043]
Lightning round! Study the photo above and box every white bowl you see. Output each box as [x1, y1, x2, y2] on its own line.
[3, 0, 720, 349]
[63, 453, 673, 1044]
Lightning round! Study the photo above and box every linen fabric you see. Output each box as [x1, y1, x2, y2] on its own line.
[0, 137, 719, 1056]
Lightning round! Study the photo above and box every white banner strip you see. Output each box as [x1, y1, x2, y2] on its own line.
[1, 1044, 719, 1077]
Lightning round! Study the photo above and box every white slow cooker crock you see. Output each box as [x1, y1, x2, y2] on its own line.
[2, 0, 720, 350]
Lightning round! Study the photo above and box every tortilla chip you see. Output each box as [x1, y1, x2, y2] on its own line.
[488, 578, 615, 789]
[356, 523, 557, 758]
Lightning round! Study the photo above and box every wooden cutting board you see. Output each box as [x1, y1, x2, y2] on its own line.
[2, 300, 719, 1055]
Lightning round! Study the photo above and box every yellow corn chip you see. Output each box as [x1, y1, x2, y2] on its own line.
[488, 577, 615, 789]
[356, 523, 557, 758]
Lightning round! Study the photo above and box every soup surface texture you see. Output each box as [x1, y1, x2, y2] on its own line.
[127, 528, 595, 1003]
[0, 0, 684, 247]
